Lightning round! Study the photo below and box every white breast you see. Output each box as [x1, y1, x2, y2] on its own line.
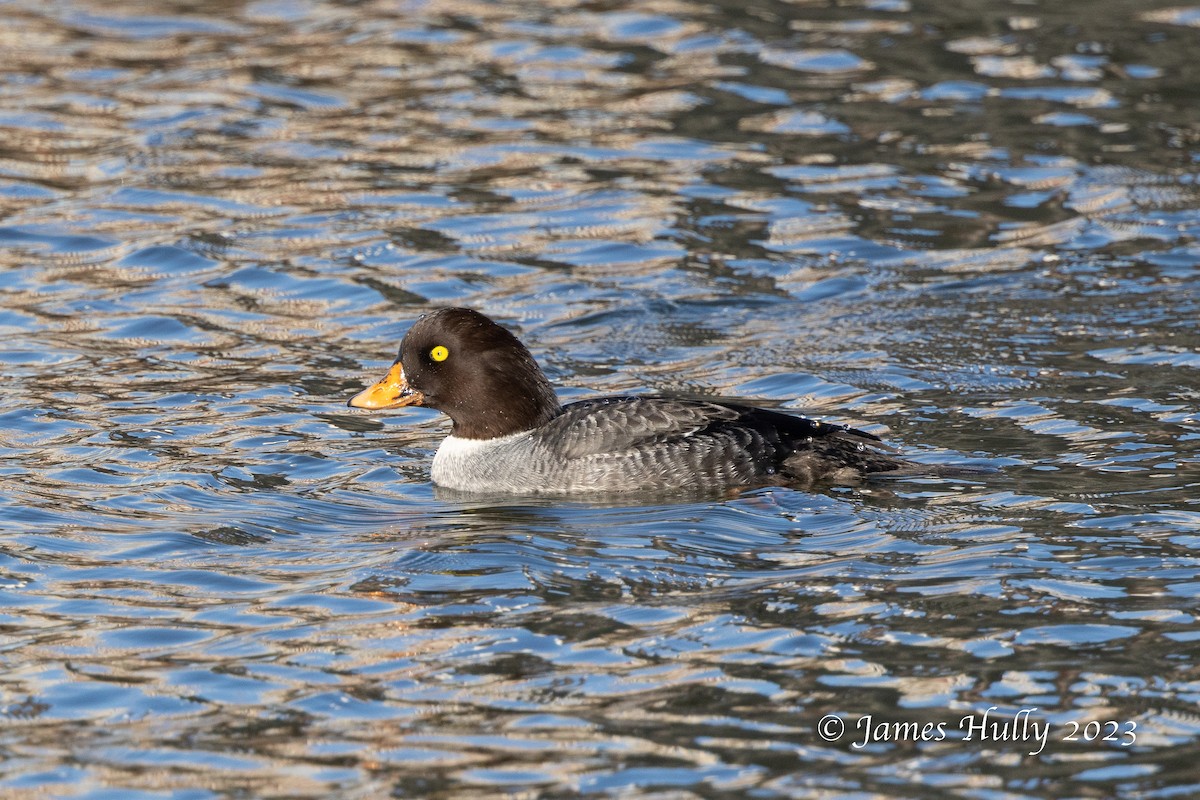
[430, 431, 543, 492]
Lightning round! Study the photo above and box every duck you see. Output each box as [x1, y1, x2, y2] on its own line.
[347, 307, 909, 495]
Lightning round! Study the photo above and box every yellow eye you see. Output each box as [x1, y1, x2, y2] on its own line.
[430, 345, 449, 362]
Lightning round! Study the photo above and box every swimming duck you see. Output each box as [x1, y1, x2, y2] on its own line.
[347, 307, 906, 494]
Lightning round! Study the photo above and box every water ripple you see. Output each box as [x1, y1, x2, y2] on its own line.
[1, 0, 1199, 797]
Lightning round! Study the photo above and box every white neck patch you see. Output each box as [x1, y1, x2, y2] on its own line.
[431, 431, 537, 491]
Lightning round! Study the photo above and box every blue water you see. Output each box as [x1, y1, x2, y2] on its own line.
[2, 0, 1199, 797]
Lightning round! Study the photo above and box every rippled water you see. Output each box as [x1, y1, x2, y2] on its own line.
[2, 0, 1199, 797]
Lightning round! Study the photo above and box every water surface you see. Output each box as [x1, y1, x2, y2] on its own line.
[2, 0, 1199, 797]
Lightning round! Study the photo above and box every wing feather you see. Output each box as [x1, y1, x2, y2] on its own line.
[534, 395, 899, 489]
[545, 397, 743, 459]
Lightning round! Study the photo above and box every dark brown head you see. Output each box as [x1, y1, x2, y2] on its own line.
[348, 308, 561, 439]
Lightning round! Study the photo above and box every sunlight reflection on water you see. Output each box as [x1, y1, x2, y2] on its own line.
[1, 0, 1199, 797]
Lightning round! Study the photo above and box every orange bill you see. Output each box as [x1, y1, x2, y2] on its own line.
[347, 361, 425, 409]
